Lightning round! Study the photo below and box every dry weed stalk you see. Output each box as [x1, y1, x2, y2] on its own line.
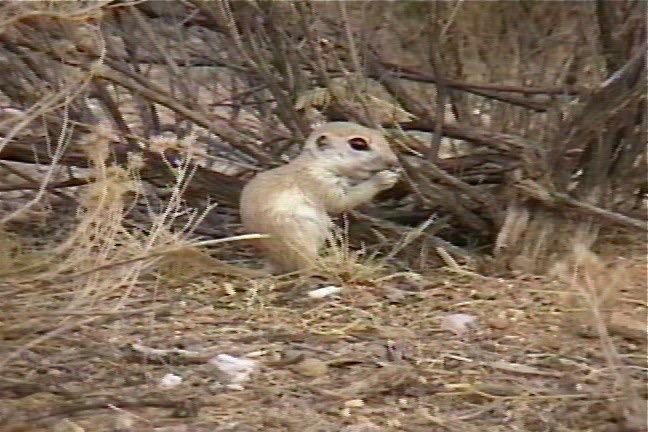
[550, 243, 646, 429]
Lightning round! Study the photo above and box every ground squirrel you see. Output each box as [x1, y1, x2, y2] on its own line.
[240, 122, 401, 274]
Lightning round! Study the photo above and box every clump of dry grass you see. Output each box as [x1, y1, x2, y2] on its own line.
[0, 124, 259, 372]
[316, 221, 393, 283]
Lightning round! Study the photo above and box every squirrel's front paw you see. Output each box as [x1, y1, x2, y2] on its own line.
[372, 169, 401, 190]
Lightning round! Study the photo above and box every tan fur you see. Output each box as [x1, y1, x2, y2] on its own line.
[240, 122, 400, 273]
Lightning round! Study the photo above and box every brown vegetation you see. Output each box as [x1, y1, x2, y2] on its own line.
[0, 1, 645, 431]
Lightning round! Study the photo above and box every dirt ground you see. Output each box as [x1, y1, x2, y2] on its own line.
[0, 223, 646, 432]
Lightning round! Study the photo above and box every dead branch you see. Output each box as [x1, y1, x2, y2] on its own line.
[378, 61, 587, 96]
[0, 176, 92, 192]
[374, 61, 555, 112]
[515, 180, 648, 232]
[0, 135, 245, 208]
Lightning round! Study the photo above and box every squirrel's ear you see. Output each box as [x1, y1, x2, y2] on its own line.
[315, 134, 330, 149]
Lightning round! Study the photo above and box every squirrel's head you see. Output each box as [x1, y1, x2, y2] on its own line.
[303, 122, 399, 179]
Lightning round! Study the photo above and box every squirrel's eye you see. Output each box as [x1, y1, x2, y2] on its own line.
[348, 137, 370, 151]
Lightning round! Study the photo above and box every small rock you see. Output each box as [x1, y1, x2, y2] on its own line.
[308, 286, 343, 299]
[487, 317, 509, 329]
[159, 373, 183, 388]
[292, 358, 328, 377]
[209, 354, 257, 385]
[440, 313, 477, 336]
